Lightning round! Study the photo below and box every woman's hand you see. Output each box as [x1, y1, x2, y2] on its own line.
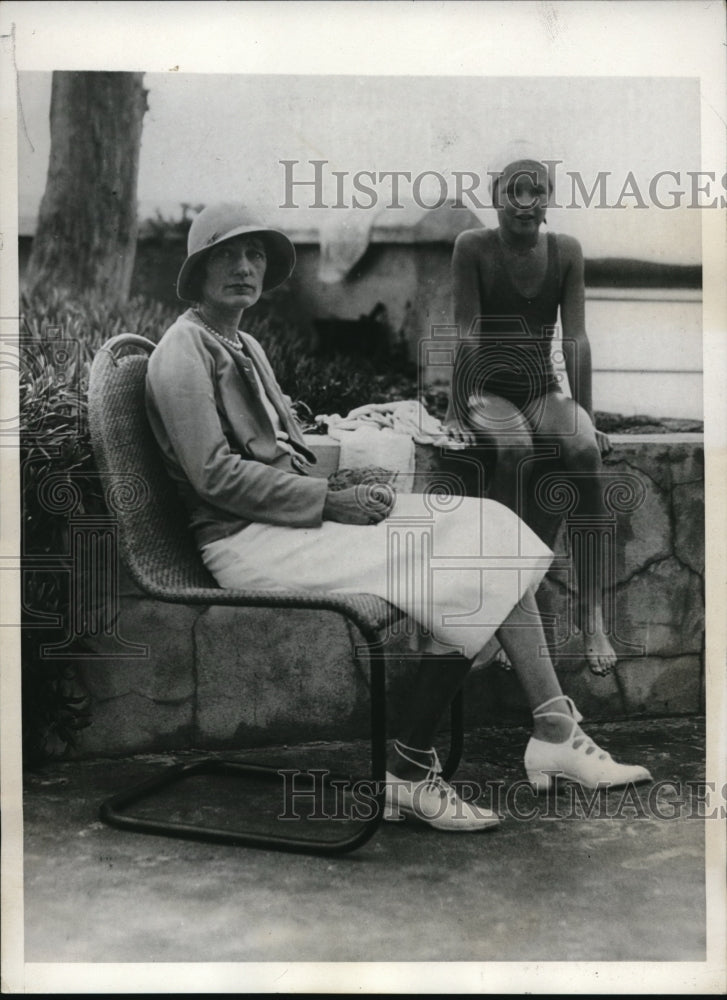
[323, 483, 396, 525]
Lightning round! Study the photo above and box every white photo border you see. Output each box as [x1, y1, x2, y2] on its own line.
[1, 1, 725, 994]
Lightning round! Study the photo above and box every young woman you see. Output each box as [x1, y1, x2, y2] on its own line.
[445, 148, 617, 676]
[145, 203, 651, 834]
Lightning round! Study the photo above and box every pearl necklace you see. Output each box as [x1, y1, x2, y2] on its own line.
[194, 308, 244, 351]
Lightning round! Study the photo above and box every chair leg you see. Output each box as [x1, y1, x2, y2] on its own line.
[100, 636, 389, 856]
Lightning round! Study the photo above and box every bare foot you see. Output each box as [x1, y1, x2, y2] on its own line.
[575, 601, 618, 676]
[579, 627, 617, 676]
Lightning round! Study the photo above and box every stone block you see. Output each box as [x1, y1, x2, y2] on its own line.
[77, 597, 200, 755]
[82, 597, 200, 702]
[607, 435, 703, 492]
[615, 654, 703, 716]
[662, 439, 704, 486]
[604, 438, 668, 485]
[194, 605, 372, 746]
[76, 691, 194, 756]
[556, 667, 627, 720]
[672, 479, 705, 577]
[614, 557, 703, 658]
[602, 459, 672, 581]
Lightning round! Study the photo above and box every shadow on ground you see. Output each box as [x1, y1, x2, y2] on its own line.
[23, 716, 706, 963]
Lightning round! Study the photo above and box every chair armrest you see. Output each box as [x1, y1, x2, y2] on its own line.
[138, 583, 399, 640]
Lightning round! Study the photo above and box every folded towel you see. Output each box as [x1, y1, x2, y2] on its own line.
[317, 400, 450, 446]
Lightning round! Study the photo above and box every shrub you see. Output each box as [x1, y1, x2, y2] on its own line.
[19, 290, 180, 765]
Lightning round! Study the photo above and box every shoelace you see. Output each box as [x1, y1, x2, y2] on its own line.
[419, 766, 459, 804]
[393, 741, 459, 800]
[533, 695, 610, 761]
[431, 776, 461, 805]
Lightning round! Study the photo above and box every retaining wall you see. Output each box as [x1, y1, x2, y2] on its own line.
[78, 434, 704, 756]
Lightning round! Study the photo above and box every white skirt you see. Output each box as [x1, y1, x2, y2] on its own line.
[201, 493, 552, 661]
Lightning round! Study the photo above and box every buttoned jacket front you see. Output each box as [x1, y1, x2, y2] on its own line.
[145, 310, 328, 547]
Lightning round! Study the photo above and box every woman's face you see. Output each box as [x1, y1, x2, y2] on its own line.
[200, 235, 267, 311]
[495, 161, 549, 242]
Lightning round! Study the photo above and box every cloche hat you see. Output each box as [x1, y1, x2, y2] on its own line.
[176, 203, 296, 301]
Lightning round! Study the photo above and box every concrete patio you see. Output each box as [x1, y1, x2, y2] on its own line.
[22, 716, 706, 971]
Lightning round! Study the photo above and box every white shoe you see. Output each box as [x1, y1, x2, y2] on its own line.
[384, 746, 499, 832]
[524, 696, 653, 791]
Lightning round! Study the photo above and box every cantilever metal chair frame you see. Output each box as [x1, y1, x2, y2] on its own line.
[87, 333, 463, 855]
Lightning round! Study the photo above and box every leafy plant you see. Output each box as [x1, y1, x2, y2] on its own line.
[19, 290, 180, 765]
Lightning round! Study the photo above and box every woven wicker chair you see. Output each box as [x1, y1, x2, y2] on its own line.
[87, 333, 463, 855]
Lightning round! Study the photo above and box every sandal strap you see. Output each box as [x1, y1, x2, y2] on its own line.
[531, 697, 611, 759]
[532, 695, 584, 724]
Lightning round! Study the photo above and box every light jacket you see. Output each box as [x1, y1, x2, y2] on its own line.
[145, 309, 329, 547]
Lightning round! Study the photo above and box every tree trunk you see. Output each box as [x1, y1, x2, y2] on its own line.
[25, 71, 148, 304]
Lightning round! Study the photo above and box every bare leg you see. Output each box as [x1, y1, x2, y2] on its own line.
[495, 589, 574, 742]
[571, 523, 615, 675]
[525, 394, 616, 675]
[465, 393, 534, 513]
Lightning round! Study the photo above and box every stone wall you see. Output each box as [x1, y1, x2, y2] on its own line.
[485, 435, 705, 721]
[77, 434, 704, 756]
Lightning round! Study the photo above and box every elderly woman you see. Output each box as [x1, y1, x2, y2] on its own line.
[145, 203, 651, 834]
[445, 144, 617, 676]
